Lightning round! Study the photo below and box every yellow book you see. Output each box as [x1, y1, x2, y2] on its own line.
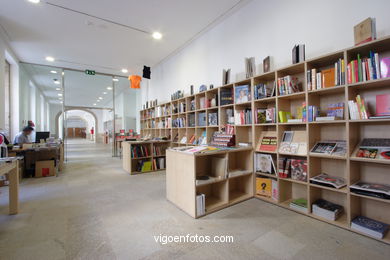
[256, 178, 272, 198]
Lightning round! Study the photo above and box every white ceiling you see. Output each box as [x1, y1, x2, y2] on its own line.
[0, 0, 244, 76]
[22, 63, 135, 105]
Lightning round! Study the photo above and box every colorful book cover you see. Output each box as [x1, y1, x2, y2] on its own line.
[235, 85, 251, 104]
[256, 178, 272, 198]
[380, 57, 390, 78]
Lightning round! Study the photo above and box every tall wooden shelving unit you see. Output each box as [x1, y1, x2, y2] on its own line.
[139, 36, 390, 244]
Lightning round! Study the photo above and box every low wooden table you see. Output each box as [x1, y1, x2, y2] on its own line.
[0, 160, 20, 215]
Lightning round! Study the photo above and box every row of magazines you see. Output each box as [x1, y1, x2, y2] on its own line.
[310, 173, 390, 200]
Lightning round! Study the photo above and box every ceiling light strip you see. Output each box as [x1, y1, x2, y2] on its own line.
[44, 1, 150, 35]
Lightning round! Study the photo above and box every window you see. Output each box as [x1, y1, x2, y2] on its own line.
[4, 60, 11, 138]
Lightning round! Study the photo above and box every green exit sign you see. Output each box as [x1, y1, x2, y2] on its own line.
[85, 69, 96, 75]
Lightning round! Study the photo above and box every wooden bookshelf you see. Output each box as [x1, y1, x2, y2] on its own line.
[122, 140, 170, 175]
[140, 36, 390, 244]
[166, 147, 254, 218]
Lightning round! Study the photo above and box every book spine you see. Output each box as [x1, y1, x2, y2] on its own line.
[374, 52, 381, 79]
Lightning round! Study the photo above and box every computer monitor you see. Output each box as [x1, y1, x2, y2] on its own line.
[35, 132, 50, 143]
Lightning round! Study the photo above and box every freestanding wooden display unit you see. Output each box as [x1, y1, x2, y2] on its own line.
[140, 36, 390, 244]
[122, 140, 170, 175]
[166, 147, 253, 218]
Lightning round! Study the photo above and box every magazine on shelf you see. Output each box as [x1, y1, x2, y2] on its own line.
[312, 199, 343, 221]
[311, 142, 337, 154]
[350, 181, 390, 199]
[356, 138, 390, 160]
[255, 153, 276, 174]
[310, 173, 346, 189]
[290, 159, 307, 181]
[235, 85, 251, 104]
[351, 216, 389, 239]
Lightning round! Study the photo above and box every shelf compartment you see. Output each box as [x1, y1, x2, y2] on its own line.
[278, 95, 306, 123]
[309, 156, 347, 185]
[309, 185, 348, 227]
[308, 90, 346, 120]
[279, 179, 308, 213]
[195, 153, 227, 181]
[196, 180, 228, 213]
[228, 149, 253, 176]
[350, 195, 390, 242]
[308, 124, 347, 158]
[229, 173, 253, 204]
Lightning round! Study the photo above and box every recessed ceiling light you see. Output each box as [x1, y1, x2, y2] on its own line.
[113, 78, 119, 82]
[93, 103, 97, 106]
[103, 92, 107, 94]
[121, 69, 128, 73]
[54, 81, 60, 85]
[107, 86, 113, 90]
[28, 0, 40, 4]
[46, 56, 55, 62]
[97, 100, 101, 102]
[56, 88, 61, 90]
[152, 32, 162, 40]
[99, 97, 103, 100]
[50, 70, 57, 74]
[58, 93, 62, 96]
[60, 101, 63, 104]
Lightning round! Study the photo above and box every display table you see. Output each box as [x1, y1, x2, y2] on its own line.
[0, 160, 20, 215]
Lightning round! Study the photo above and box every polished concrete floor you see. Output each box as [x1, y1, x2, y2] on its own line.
[0, 139, 389, 259]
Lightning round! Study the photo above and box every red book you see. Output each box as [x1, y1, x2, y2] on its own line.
[376, 94, 390, 116]
[354, 60, 359, 83]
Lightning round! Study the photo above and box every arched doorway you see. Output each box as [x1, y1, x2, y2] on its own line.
[55, 108, 98, 142]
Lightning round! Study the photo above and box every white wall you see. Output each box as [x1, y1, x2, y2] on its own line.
[145, 0, 390, 103]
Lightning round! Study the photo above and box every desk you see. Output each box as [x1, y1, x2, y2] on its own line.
[0, 160, 19, 215]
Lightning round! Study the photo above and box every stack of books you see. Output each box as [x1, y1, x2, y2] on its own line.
[312, 199, 344, 221]
[254, 83, 275, 99]
[289, 198, 308, 213]
[351, 216, 389, 239]
[210, 132, 235, 147]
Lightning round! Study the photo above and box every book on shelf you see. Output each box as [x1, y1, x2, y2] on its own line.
[208, 112, 218, 126]
[373, 94, 390, 118]
[289, 198, 308, 213]
[292, 44, 305, 64]
[210, 132, 235, 147]
[310, 173, 346, 189]
[188, 135, 196, 144]
[257, 134, 277, 152]
[277, 76, 301, 96]
[224, 108, 235, 125]
[254, 83, 275, 100]
[311, 141, 347, 155]
[278, 130, 307, 155]
[197, 131, 208, 146]
[131, 144, 150, 158]
[235, 85, 251, 104]
[347, 51, 381, 83]
[354, 17, 376, 46]
[263, 56, 271, 73]
[137, 160, 152, 172]
[188, 113, 195, 127]
[245, 57, 256, 78]
[278, 111, 292, 123]
[234, 108, 252, 125]
[179, 102, 186, 113]
[254, 153, 276, 174]
[196, 193, 206, 216]
[256, 177, 272, 198]
[307, 60, 345, 91]
[199, 97, 206, 109]
[198, 112, 207, 127]
[312, 199, 344, 221]
[172, 133, 179, 142]
[173, 117, 186, 128]
[179, 136, 187, 144]
[271, 179, 278, 201]
[356, 138, 390, 160]
[189, 99, 195, 111]
[153, 157, 165, 170]
[348, 95, 370, 120]
[278, 158, 291, 178]
[380, 57, 390, 78]
[220, 88, 233, 106]
[222, 69, 231, 85]
[255, 108, 276, 124]
[351, 216, 388, 239]
[350, 181, 390, 200]
[290, 159, 307, 182]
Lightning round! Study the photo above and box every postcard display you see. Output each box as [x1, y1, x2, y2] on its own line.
[140, 37, 390, 244]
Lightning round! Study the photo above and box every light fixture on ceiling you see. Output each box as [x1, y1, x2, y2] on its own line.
[113, 78, 119, 82]
[98, 97, 103, 100]
[107, 86, 113, 90]
[121, 69, 128, 74]
[50, 70, 57, 74]
[58, 93, 63, 96]
[152, 32, 162, 40]
[103, 92, 107, 94]
[28, 0, 40, 4]
[60, 101, 63, 104]
[54, 79, 60, 85]
[56, 88, 61, 91]
[46, 56, 55, 62]
[93, 103, 97, 106]
[97, 100, 101, 102]
[59, 97, 62, 100]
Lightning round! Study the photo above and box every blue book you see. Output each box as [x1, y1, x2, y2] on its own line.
[351, 216, 389, 239]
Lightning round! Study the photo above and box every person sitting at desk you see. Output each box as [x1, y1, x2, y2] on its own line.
[13, 126, 34, 145]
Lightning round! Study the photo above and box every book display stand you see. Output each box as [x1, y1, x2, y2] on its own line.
[140, 36, 390, 243]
